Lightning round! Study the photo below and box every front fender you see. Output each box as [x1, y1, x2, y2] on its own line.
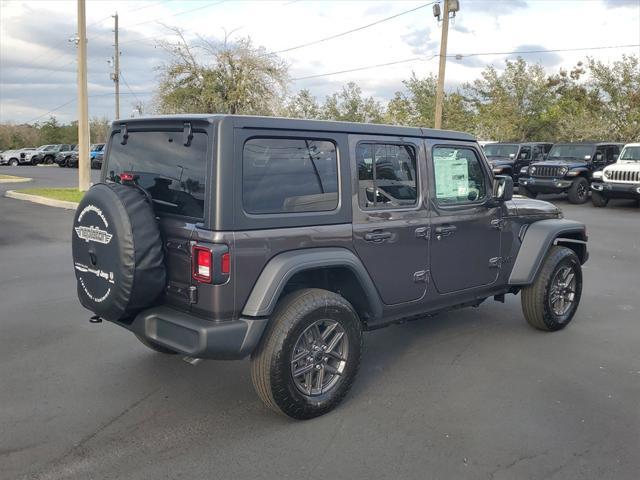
[242, 247, 383, 319]
[508, 219, 587, 285]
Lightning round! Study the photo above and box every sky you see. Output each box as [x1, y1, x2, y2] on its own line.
[1, 0, 639, 124]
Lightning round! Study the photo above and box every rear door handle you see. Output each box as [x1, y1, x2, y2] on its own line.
[364, 231, 392, 242]
[435, 225, 457, 238]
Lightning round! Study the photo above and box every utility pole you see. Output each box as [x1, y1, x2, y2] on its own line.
[113, 13, 120, 120]
[434, 0, 459, 129]
[77, 0, 90, 191]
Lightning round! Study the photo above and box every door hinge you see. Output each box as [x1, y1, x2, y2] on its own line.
[415, 226, 430, 240]
[489, 257, 502, 268]
[413, 269, 429, 283]
[490, 218, 505, 230]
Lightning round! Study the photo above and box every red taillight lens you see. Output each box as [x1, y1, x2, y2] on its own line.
[221, 252, 230, 274]
[193, 246, 212, 283]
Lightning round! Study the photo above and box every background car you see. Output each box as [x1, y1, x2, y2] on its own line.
[91, 149, 105, 169]
[485, 142, 553, 185]
[54, 144, 78, 167]
[30, 144, 73, 164]
[0, 147, 37, 166]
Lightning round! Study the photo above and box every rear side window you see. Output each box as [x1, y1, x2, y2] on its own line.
[356, 143, 417, 209]
[243, 138, 338, 214]
[432, 146, 487, 205]
[106, 130, 208, 219]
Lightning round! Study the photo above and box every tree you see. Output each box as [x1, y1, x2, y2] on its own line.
[463, 57, 556, 141]
[90, 117, 111, 144]
[321, 82, 384, 123]
[587, 54, 640, 141]
[156, 29, 289, 115]
[283, 89, 321, 119]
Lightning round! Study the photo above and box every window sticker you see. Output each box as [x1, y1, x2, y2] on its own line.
[434, 153, 469, 199]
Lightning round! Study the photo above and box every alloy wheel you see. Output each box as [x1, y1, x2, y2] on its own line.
[549, 265, 577, 317]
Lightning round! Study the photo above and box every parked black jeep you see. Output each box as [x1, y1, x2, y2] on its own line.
[519, 142, 623, 204]
[72, 116, 588, 419]
[54, 144, 78, 168]
[484, 142, 553, 185]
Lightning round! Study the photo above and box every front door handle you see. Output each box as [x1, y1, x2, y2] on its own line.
[435, 225, 457, 239]
[364, 231, 392, 242]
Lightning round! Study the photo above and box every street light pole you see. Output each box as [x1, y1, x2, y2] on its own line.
[77, 0, 90, 191]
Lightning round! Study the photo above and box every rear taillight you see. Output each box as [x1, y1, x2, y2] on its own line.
[193, 246, 212, 283]
[192, 245, 230, 284]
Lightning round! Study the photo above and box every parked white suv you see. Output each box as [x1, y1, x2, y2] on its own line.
[0, 148, 36, 166]
[591, 143, 640, 207]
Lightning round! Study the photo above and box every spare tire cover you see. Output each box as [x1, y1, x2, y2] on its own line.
[72, 183, 166, 321]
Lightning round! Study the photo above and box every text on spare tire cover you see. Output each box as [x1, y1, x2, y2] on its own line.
[74, 204, 115, 303]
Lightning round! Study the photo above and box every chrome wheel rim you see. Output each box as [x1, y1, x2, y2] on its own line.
[577, 183, 587, 198]
[291, 319, 349, 397]
[549, 265, 577, 317]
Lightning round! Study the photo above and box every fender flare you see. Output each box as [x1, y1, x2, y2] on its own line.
[242, 247, 383, 319]
[508, 219, 587, 285]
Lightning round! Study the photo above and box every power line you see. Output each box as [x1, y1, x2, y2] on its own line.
[271, 2, 437, 55]
[450, 43, 640, 58]
[293, 44, 640, 81]
[120, 0, 226, 29]
[292, 56, 437, 81]
[120, 72, 142, 105]
[24, 91, 154, 124]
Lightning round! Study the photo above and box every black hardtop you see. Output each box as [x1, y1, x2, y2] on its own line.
[491, 141, 551, 146]
[113, 114, 476, 142]
[552, 141, 624, 147]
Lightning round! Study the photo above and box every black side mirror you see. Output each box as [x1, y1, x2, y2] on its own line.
[492, 175, 513, 202]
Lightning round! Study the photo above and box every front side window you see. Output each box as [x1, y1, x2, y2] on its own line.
[432, 146, 487, 205]
[356, 143, 417, 209]
[243, 138, 338, 214]
[106, 130, 208, 219]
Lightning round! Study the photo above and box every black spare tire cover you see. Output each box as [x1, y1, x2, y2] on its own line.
[72, 183, 166, 321]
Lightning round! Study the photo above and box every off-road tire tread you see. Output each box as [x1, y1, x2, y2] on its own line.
[591, 191, 608, 207]
[250, 288, 362, 419]
[567, 177, 589, 204]
[519, 185, 537, 198]
[521, 246, 581, 331]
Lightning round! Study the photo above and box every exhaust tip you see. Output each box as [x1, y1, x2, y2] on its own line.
[183, 356, 202, 366]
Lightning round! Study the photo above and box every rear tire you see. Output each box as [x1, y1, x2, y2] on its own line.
[521, 246, 582, 332]
[519, 185, 537, 198]
[567, 177, 589, 204]
[250, 288, 362, 420]
[135, 334, 177, 354]
[591, 191, 609, 208]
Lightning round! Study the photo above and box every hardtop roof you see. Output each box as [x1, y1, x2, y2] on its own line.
[113, 114, 476, 142]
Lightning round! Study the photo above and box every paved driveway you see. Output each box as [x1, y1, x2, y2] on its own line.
[1, 169, 638, 479]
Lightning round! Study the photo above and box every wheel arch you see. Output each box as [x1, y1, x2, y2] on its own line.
[241, 248, 383, 324]
[509, 219, 588, 285]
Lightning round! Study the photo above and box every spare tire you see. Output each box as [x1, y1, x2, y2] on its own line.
[72, 183, 166, 322]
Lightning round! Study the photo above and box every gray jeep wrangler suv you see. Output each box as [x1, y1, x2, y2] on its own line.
[72, 115, 588, 419]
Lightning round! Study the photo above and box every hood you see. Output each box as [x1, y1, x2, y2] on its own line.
[605, 162, 640, 172]
[531, 159, 587, 169]
[488, 157, 515, 165]
[504, 197, 562, 217]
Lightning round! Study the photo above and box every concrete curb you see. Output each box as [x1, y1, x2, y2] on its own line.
[0, 177, 32, 183]
[4, 190, 79, 210]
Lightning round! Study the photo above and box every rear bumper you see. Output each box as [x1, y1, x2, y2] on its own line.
[112, 306, 268, 360]
[591, 181, 640, 199]
[519, 177, 573, 193]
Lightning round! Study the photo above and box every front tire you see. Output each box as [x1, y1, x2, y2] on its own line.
[521, 246, 582, 331]
[567, 177, 589, 204]
[519, 185, 537, 198]
[9, 159, 19, 167]
[591, 191, 609, 208]
[251, 288, 362, 419]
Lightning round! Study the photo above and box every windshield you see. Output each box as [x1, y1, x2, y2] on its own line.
[619, 146, 640, 161]
[106, 130, 208, 218]
[546, 144, 593, 161]
[483, 144, 519, 157]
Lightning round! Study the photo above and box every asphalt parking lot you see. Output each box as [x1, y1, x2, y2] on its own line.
[1, 166, 639, 480]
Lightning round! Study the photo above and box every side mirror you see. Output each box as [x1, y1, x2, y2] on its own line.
[492, 175, 513, 203]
